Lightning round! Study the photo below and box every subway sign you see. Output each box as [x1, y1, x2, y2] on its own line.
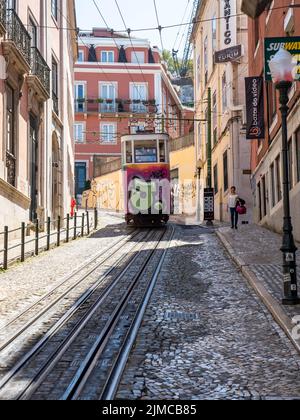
[265, 37, 300, 81]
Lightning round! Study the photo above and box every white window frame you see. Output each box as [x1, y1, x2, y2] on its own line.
[75, 82, 86, 112]
[74, 122, 85, 143]
[131, 51, 145, 64]
[77, 50, 85, 62]
[99, 82, 118, 112]
[130, 82, 148, 113]
[100, 123, 117, 144]
[101, 51, 114, 63]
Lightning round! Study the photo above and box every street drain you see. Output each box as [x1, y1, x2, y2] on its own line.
[164, 311, 200, 321]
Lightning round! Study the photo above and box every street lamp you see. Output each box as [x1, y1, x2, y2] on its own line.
[269, 49, 300, 305]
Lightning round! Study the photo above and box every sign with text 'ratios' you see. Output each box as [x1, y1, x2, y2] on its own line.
[265, 37, 300, 81]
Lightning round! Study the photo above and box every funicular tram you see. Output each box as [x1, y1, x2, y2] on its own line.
[121, 133, 171, 226]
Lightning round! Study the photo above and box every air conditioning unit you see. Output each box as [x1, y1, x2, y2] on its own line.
[241, 0, 273, 19]
[284, 8, 294, 34]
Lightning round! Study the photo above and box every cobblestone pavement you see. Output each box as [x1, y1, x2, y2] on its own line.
[219, 225, 300, 320]
[117, 226, 300, 400]
[0, 214, 125, 325]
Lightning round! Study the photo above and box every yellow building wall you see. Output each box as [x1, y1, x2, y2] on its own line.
[83, 170, 124, 212]
[170, 146, 196, 216]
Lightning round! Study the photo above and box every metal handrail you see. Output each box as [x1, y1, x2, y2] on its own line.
[0, 209, 99, 271]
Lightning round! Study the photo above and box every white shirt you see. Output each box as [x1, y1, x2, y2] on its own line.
[228, 194, 239, 209]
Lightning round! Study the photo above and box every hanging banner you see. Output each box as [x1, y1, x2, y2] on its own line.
[245, 77, 265, 140]
[265, 37, 300, 81]
[221, 0, 237, 50]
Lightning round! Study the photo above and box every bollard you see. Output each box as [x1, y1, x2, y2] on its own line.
[81, 213, 85, 237]
[86, 211, 90, 236]
[94, 208, 98, 230]
[73, 212, 77, 240]
[66, 214, 70, 243]
[46, 217, 51, 251]
[57, 216, 61, 247]
[35, 219, 39, 256]
[21, 222, 25, 262]
[3, 226, 8, 270]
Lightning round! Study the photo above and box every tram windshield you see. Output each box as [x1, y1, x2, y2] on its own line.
[124, 137, 168, 164]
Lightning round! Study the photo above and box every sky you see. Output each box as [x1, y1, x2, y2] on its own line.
[74, 0, 194, 57]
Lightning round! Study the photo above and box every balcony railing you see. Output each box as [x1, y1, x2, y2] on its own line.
[75, 99, 157, 115]
[6, 151, 16, 187]
[5, 9, 31, 67]
[0, 0, 6, 32]
[31, 47, 50, 96]
[170, 133, 195, 152]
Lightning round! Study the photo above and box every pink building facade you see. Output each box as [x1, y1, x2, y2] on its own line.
[74, 28, 193, 199]
[0, 0, 77, 230]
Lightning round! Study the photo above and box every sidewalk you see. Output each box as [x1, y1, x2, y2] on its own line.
[217, 224, 300, 354]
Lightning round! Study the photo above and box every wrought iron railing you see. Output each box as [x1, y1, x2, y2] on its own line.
[75, 99, 157, 114]
[5, 9, 31, 67]
[170, 133, 195, 152]
[0, 209, 99, 271]
[31, 47, 50, 96]
[0, 0, 6, 30]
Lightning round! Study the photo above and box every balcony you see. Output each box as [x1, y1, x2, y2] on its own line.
[2, 9, 31, 75]
[27, 47, 51, 101]
[52, 92, 59, 116]
[75, 99, 157, 115]
[0, 0, 6, 36]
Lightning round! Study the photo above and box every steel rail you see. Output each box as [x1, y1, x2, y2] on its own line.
[0, 228, 139, 337]
[0, 229, 158, 400]
[61, 227, 171, 400]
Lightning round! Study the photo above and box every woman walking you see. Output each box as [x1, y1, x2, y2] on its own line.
[228, 186, 239, 230]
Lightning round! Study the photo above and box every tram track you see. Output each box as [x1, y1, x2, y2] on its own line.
[0, 227, 171, 400]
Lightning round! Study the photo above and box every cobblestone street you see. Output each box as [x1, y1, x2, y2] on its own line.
[1, 216, 300, 400]
[117, 224, 300, 401]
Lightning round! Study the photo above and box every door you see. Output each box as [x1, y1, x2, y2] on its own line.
[30, 115, 38, 221]
[75, 162, 87, 198]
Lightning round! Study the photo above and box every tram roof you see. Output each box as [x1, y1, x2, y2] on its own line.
[121, 133, 169, 143]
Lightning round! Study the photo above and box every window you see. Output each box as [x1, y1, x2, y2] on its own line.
[6, 84, 16, 186]
[28, 18, 38, 48]
[130, 83, 147, 112]
[52, 58, 59, 115]
[212, 16, 217, 61]
[101, 123, 116, 143]
[131, 52, 145, 64]
[213, 91, 217, 145]
[51, 0, 58, 21]
[134, 140, 158, 163]
[75, 83, 86, 113]
[74, 123, 85, 143]
[100, 83, 117, 112]
[270, 163, 275, 208]
[275, 155, 282, 203]
[204, 36, 208, 85]
[222, 72, 227, 112]
[213, 164, 218, 194]
[78, 50, 85, 62]
[261, 175, 267, 217]
[223, 151, 228, 192]
[296, 128, 300, 183]
[101, 51, 114, 63]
